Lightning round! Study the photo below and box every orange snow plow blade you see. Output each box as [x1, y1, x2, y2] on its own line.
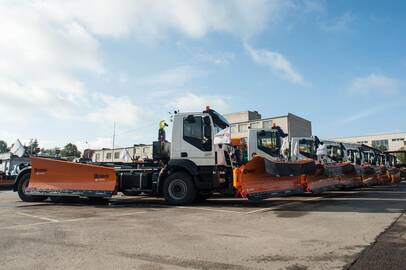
[388, 168, 401, 183]
[233, 156, 314, 201]
[303, 164, 340, 193]
[27, 157, 117, 197]
[337, 163, 363, 189]
[361, 165, 378, 186]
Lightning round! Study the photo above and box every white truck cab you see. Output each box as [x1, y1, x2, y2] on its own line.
[247, 129, 285, 162]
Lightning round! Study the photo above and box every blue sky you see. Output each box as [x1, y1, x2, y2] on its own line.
[0, 0, 405, 150]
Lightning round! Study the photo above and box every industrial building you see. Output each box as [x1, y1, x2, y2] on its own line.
[333, 132, 406, 151]
[92, 144, 152, 163]
[224, 111, 312, 141]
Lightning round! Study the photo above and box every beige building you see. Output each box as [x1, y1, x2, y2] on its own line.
[333, 132, 406, 152]
[92, 144, 152, 163]
[224, 111, 312, 140]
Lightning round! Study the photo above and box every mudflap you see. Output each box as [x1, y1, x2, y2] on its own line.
[233, 156, 306, 201]
[26, 157, 117, 197]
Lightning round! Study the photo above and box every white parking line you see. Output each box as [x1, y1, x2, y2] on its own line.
[176, 206, 246, 214]
[0, 211, 149, 230]
[245, 196, 324, 214]
[17, 212, 60, 222]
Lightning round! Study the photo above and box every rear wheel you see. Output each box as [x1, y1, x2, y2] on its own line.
[163, 172, 196, 205]
[17, 173, 47, 202]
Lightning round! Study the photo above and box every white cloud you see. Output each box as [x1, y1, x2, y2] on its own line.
[349, 73, 400, 95]
[320, 12, 354, 32]
[168, 93, 230, 113]
[194, 52, 235, 65]
[85, 95, 149, 127]
[0, 0, 288, 147]
[246, 45, 308, 86]
[340, 108, 381, 124]
[141, 65, 203, 88]
[0, 1, 102, 122]
[36, 0, 287, 40]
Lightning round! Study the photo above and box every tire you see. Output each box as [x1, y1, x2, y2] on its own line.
[195, 191, 213, 202]
[17, 173, 47, 202]
[163, 172, 196, 205]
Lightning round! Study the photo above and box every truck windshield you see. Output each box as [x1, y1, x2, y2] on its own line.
[257, 131, 281, 157]
[206, 109, 229, 132]
[299, 139, 316, 159]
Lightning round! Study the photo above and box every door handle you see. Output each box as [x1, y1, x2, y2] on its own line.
[181, 152, 188, 157]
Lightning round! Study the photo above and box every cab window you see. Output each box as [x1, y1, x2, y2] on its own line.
[299, 139, 316, 159]
[257, 131, 281, 157]
[183, 116, 212, 151]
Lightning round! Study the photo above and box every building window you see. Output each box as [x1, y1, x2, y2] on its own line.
[230, 125, 238, 134]
[250, 121, 262, 129]
[372, 140, 389, 151]
[263, 120, 273, 130]
[114, 152, 120, 159]
[357, 141, 368, 144]
[95, 154, 100, 161]
[238, 124, 248, 133]
[106, 153, 112, 160]
[392, 138, 405, 142]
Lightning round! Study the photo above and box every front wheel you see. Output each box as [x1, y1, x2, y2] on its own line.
[163, 172, 196, 205]
[17, 173, 47, 202]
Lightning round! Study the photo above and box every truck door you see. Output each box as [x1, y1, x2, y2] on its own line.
[180, 115, 215, 166]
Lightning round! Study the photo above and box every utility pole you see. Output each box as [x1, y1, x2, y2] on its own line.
[112, 121, 116, 162]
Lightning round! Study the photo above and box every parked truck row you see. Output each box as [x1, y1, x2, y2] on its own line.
[13, 107, 405, 205]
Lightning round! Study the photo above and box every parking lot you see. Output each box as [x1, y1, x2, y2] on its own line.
[1, 182, 405, 270]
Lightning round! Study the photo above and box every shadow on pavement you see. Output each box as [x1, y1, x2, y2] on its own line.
[14, 182, 406, 214]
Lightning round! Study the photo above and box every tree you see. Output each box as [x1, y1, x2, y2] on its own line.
[0, 140, 8, 153]
[27, 139, 40, 155]
[376, 145, 388, 152]
[61, 143, 81, 159]
[397, 147, 406, 164]
[39, 147, 61, 158]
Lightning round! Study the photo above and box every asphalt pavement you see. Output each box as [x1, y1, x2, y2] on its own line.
[0, 181, 405, 270]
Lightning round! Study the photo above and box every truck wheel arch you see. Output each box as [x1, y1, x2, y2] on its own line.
[14, 167, 32, 192]
[158, 159, 198, 195]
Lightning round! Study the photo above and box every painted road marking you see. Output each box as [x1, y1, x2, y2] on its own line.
[17, 212, 60, 222]
[176, 206, 246, 214]
[0, 211, 149, 230]
[245, 196, 324, 214]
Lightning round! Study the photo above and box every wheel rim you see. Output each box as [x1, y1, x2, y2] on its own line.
[168, 179, 187, 200]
